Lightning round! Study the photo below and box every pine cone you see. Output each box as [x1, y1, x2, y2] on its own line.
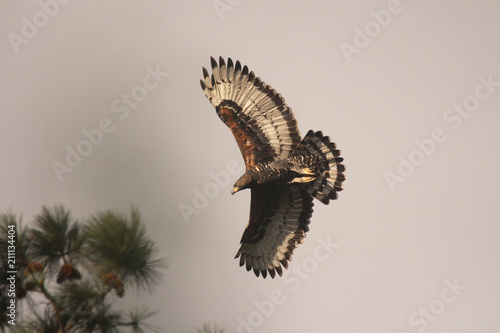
[104, 272, 115, 286]
[57, 263, 81, 284]
[25, 261, 44, 276]
[69, 267, 81, 280]
[16, 287, 27, 299]
[113, 277, 124, 297]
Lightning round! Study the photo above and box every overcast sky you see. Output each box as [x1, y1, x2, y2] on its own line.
[1, 1, 500, 332]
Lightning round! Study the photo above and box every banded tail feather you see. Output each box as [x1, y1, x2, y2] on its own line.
[294, 130, 345, 204]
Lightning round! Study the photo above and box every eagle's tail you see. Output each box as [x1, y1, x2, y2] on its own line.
[293, 130, 345, 204]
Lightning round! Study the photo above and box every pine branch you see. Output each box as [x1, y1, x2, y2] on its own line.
[39, 278, 65, 333]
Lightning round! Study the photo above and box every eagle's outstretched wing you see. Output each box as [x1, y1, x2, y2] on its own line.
[200, 57, 301, 168]
[234, 183, 314, 278]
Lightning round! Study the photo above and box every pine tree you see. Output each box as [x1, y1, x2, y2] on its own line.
[0, 205, 166, 333]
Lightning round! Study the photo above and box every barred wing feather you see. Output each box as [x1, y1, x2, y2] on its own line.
[200, 57, 301, 168]
[234, 184, 314, 278]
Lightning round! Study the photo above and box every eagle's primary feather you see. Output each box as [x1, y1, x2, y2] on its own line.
[200, 57, 345, 278]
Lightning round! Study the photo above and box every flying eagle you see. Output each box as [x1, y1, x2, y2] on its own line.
[200, 57, 345, 278]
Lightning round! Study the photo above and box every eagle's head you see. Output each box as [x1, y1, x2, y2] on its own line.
[231, 173, 253, 195]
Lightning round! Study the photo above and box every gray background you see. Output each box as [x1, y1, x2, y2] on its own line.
[1, 1, 499, 332]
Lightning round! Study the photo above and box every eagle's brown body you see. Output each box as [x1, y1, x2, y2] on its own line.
[238, 155, 318, 188]
[201, 57, 345, 278]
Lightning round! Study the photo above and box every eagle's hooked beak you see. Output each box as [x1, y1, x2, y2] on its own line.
[232, 173, 251, 195]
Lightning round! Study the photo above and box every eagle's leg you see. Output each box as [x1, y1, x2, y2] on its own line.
[289, 167, 317, 184]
